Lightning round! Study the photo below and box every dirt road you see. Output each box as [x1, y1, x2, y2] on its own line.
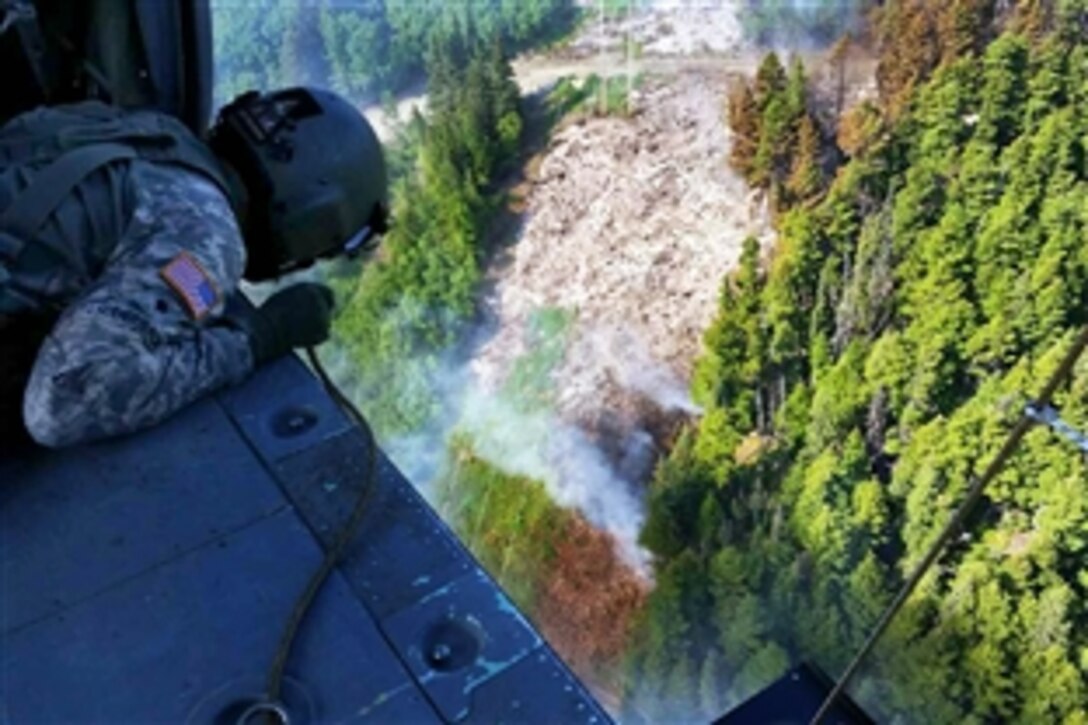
[362, 50, 766, 141]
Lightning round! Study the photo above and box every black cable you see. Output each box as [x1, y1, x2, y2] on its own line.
[810, 325, 1088, 724]
[258, 347, 379, 722]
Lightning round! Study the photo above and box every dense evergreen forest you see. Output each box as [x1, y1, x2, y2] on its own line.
[625, 1, 1088, 722]
[327, 27, 524, 435]
[211, 0, 576, 102]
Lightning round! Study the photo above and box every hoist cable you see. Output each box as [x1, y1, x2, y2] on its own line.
[255, 347, 379, 724]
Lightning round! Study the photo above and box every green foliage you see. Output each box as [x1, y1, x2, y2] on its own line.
[546, 74, 644, 121]
[436, 436, 570, 609]
[332, 34, 523, 436]
[212, 0, 577, 101]
[728, 54, 834, 208]
[640, 465, 712, 560]
[596, 0, 652, 20]
[503, 307, 575, 411]
[212, 0, 301, 102]
[628, 15, 1088, 722]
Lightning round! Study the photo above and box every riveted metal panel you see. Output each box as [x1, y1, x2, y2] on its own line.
[1, 399, 284, 633]
[273, 429, 472, 621]
[1, 510, 440, 723]
[380, 568, 544, 722]
[469, 648, 611, 724]
[216, 354, 351, 464]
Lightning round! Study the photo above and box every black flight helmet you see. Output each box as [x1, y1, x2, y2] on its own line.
[210, 87, 389, 281]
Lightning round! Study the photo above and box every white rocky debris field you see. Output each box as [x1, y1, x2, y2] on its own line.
[474, 70, 773, 443]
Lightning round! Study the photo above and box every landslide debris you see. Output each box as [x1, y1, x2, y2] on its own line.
[566, 1, 745, 58]
[474, 70, 773, 458]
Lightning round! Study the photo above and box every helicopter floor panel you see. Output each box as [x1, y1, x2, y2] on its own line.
[1, 355, 608, 723]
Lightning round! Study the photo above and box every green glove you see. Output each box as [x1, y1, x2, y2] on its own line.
[244, 283, 335, 364]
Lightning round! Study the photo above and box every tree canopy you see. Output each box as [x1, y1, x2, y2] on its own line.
[212, 0, 576, 102]
[328, 29, 523, 436]
[634, 5, 1088, 721]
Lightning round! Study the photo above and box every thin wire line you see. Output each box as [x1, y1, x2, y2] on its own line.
[811, 325, 1088, 724]
[258, 348, 378, 723]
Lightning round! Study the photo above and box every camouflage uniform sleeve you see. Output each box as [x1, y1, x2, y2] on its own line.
[23, 163, 254, 448]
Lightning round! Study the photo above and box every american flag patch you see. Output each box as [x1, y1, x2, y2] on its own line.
[160, 252, 221, 320]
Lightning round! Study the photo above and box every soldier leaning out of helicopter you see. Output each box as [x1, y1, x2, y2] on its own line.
[0, 88, 389, 452]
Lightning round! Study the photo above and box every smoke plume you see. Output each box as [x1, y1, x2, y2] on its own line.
[317, 300, 709, 577]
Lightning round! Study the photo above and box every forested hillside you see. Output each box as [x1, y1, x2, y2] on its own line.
[216, 1, 1088, 720]
[328, 29, 523, 435]
[625, 1, 1088, 721]
[211, 0, 576, 102]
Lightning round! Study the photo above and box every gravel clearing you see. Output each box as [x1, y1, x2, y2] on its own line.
[569, 0, 747, 58]
[473, 70, 774, 441]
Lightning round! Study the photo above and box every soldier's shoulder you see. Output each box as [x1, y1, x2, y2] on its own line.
[133, 161, 228, 206]
[128, 161, 245, 274]
[131, 161, 241, 243]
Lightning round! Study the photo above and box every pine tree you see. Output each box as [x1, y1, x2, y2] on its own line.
[827, 34, 851, 118]
[936, 0, 994, 63]
[753, 52, 787, 111]
[728, 83, 760, 178]
[486, 33, 521, 121]
[459, 55, 495, 183]
[836, 101, 883, 158]
[976, 34, 1030, 148]
[736, 237, 770, 428]
[752, 96, 791, 190]
[785, 56, 808, 123]
[485, 33, 523, 156]
[697, 491, 725, 553]
[787, 114, 824, 202]
[877, 0, 940, 116]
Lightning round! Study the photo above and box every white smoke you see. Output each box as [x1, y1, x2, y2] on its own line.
[455, 382, 652, 574]
[563, 325, 703, 417]
[372, 334, 656, 576]
[316, 300, 712, 577]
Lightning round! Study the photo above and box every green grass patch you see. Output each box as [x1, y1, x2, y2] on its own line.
[547, 73, 646, 121]
[436, 436, 571, 611]
[596, 0, 652, 19]
[502, 306, 575, 412]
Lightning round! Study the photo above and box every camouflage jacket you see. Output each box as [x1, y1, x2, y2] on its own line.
[20, 161, 253, 447]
